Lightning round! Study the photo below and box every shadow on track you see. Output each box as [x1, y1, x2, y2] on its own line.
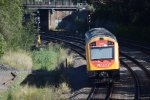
[21, 64, 89, 91]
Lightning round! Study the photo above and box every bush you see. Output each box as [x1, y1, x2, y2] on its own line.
[0, 0, 36, 52]
[115, 24, 150, 42]
[32, 44, 71, 70]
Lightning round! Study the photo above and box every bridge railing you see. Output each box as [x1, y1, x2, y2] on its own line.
[23, 0, 78, 6]
[23, 0, 87, 9]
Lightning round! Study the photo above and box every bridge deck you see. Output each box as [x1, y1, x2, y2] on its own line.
[23, 0, 87, 9]
[23, 4, 85, 10]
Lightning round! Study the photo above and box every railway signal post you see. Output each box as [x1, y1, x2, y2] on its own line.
[88, 14, 91, 29]
[35, 10, 41, 47]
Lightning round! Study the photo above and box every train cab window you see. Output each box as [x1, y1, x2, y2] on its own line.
[90, 47, 114, 60]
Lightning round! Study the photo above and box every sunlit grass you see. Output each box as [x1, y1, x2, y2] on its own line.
[0, 43, 74, 70]
[0, 50, 32, 70]
[0, 73, 71, 100]
[7, 83, 70, 100]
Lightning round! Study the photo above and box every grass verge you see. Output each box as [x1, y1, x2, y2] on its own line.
[0, 43, 74, 70]
[0, 43, 74, 100]
[0, 50, 32, 70]
[0, 73, 70, 100]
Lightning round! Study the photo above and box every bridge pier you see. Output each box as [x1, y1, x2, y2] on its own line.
[39, 10, 49, 31]
[48, 9, 73, 30]
[39, 9, 73, 31]
[39, 9, 74, 31]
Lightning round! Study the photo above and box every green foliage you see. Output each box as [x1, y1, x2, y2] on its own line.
[0, 0, 23, 40]
[86, 4, 95, 12]
[0, 0, 36, 52]
[93, 0, 150, 25]
[32, 48, 58, 70]
[32, 44, 69, 70]
[74, 16, 88, 34]
[89, 0, 150, 42]
[115, 24, 150, 42]
[22, 13, 37, 50]
[0, 34, 6, 57]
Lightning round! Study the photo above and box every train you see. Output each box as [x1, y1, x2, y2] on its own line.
[85, 28, 120, 81]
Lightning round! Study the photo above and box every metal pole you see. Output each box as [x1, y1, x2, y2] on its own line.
[69, 0, 70, 6]
[54, 0, 56, 6]
[49, 0, 50, 5]
[66, 58, 68, 68]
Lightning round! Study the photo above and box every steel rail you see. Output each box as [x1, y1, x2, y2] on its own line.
[120, 52, 150, 79]
[120, 60, 140, 100]
[40, 32, 84, 43]
[40, 33, 150, 100]
[86, 86, 96, 100]
[105, 82, 113, 100]
[44, 33, 150, 79]
[42, 33, 150, 78]
[41, 32, 150, 55]
[41, 34, 114, 100]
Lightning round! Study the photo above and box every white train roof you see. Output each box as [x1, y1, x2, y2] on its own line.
[85, 28, 117, 42]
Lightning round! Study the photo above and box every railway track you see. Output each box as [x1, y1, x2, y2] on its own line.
[86, 86, 96, 100]
[41, 34, 114, 99]
[40, 33, 150, 99]
[86, 83, 113, 100]
[120, 60, 140, 99]
[118, 38, 150, 54]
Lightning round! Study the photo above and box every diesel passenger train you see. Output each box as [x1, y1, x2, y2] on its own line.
[85, 28, 120, 81]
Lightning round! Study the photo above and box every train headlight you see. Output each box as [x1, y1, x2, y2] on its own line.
[90, 42, 96, 46]
[108, 41, 114, 45]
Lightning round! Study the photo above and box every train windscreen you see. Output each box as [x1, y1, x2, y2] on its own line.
[90, 47, 114, 60]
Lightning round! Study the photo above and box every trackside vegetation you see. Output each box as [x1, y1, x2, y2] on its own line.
[0, 0, 73, 99]
[0, 73, 71, 100]
[32, 44, 70, 70]
[87, 0, 150, 42]
[0, 43, 73, 99]
[0, 0, 36, 56]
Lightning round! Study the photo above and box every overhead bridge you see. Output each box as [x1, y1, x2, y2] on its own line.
[23, 0, 87, 31]
[23, 4, 85, 10]
[23, 0, 87, 10]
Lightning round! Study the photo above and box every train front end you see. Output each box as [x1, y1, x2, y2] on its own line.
[85, 28, 120, 81]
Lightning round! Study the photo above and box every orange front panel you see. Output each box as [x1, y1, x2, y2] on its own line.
[86, 37, 119, 71]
